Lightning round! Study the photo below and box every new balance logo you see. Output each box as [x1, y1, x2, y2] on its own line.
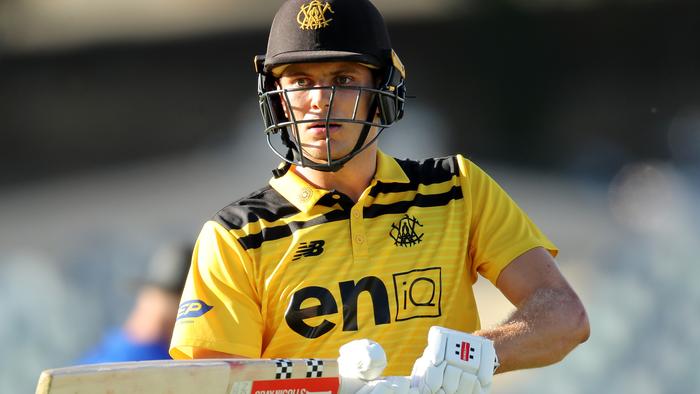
[293, 240, 325, 261]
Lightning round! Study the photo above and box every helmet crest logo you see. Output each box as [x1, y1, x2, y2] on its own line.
[297, 0, 334, 30]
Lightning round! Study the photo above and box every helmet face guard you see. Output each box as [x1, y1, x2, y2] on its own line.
[256, 57, 406, 172]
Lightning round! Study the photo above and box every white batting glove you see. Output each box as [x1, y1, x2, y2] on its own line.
[338, 339, 418, 394]
[354, 376, 415, 394]
[410, 327, 498, 394]
[338, 339, 388, 381]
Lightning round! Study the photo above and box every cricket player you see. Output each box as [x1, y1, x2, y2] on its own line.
[170, 0, 589, 392]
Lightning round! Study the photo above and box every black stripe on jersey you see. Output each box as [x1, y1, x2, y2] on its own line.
[213, 156, 462, 250]
[214, 186, 299, 231]
[237, 209, 349, 250]
[363, 185, 463, 218]
[369, 156, 459, 197]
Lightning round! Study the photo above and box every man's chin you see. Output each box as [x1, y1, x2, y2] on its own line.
[299, 149, 351, 165]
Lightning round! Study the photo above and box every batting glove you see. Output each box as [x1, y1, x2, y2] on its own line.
[410, 326, 498, 394]
[353, 376, 415, 394]
[338, 339, 417, 394]
[338, 339, 388, 381]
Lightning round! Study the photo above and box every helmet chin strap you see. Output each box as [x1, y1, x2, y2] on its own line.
[272, 98, 380, 177]
[271, 123, 297, 178]
[271, 148, 295, 178]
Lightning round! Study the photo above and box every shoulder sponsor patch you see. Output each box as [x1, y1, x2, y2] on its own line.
[177, 299, 213, 320]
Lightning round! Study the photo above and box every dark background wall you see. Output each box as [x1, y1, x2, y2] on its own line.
[2, 1, 698, 186]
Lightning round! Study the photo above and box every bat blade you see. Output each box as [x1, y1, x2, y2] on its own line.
[36, 358, 339, 394]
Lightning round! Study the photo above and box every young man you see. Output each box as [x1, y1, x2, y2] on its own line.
[170, 0, 589, 391]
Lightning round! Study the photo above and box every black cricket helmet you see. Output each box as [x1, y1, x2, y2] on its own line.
[255, 0, 407, 174]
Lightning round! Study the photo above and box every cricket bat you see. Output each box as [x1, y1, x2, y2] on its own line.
[36, 358, 341, 394]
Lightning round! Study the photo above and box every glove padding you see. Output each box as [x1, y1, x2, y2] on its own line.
[338, 339, 388, 381]
[338, 340, 417, 394]
[354, 376, 416, 394]
[410, 326, 497, 394]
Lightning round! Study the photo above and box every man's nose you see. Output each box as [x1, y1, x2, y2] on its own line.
[309, 86, 332, 110]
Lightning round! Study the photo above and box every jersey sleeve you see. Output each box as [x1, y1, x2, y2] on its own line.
[458, 156, 558, 286]
[169, 220, 263, 359]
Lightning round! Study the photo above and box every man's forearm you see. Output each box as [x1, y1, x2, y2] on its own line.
[475, 286, 590, 373]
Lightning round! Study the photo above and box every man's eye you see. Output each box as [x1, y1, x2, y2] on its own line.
[335, 76, 353, 85]
[294, 78, 310, 87]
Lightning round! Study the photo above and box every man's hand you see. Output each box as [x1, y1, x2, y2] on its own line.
[410, 326, 498, 394]
[353, 376, 413, 394]
[338, 339, 388, 381]
[338, 339, 389, 394]
[338, 339, 416, 394]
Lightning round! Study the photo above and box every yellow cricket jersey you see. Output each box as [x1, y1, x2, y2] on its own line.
[170, 150, 557, 375]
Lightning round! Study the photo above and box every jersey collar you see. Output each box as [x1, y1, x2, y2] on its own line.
[269, 166, 329, 213]
[375, 149, 411, 184]
[269, 149, 410, 213]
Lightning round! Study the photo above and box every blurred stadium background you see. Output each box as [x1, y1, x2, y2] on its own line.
[1, 0, 699, 392]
